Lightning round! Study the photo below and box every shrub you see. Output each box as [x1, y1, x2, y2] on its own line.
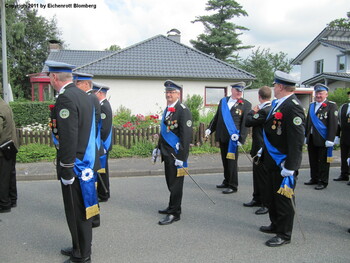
[129, 140, 156, 157]
[183, 94, 203, 125]
[109, 145, 132, 158]
[17, 143, 56, 163]
[328, 88, 350, 107]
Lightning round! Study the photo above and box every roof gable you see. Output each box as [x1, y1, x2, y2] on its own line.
[292, 27, 350, 65]
[44, 35, 254, 80]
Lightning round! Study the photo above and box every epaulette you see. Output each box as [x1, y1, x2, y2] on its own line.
[329, 101, 336, 104]
[180, 103, 186, 109]
[292, 99, 299, 105]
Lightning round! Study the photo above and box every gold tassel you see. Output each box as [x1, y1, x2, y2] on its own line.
[327, 157, 333, 163]
[277, 185, 294, 199]
[97, 168, 106, 173]
[86, 204, 100, 220]
[176, 168, 188, 177]
[226, 153, 235, 160]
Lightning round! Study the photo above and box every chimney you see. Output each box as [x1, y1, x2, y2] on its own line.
[48, 40, 61, 52]
[167, 29, 181, 43]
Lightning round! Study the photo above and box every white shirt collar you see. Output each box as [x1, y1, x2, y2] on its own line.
[58, 82, 73, 95]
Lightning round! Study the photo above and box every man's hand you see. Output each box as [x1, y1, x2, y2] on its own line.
[325, 140, 334, 147]
[61, 177, 75, 186]
[205, 129, 211, 137]
[281, 167, 294, 177]
[174, 159, 184, 167]
[334, 136, 340, 145]
[152, 148, 161, 163]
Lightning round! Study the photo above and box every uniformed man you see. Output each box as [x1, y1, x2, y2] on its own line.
[259, 71, 305, 247]
[46, 60, 98, 263]
[0, 97, 18, 213]
[304, 84, 338, 190]
[73, 72, 102, 228]
[334, 90, 350, 184]
[93, 82, 113, 202]
[205, 82, 252, 194]
[153, 80, 192, 225]
[243, 86, 271, 215]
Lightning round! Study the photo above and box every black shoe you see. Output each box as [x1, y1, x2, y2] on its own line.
[333, 176, 349, 181]
[315, 184, 327, 190]
[348, 228, 350, 233]
[11, 203, 17, 208]
[265, 236, 290, 247]
[222, 188, 237, 194]
[255, 207, 269, 215]
[60, 247, 73, 257]
[158, 208, 170, 214]
[98, 198, 108, 203]
[92, 222, 100, 228]
[304, 180, 318, 185]
[347, 181, 350, 186]
[243, 200, 261, 207]
[0, 207, 11, 213]
[259, 225, 277, 234]
[158, 214, 180, 225]
[216, 183, 228, 188]
[64, 256, 91, 263]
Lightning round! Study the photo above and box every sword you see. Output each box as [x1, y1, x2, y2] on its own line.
[171, 153, 215, 205]
[290, 196, 306, 241]
[238, 144, 254, 165]
[68, 184, 81, 255]
[97, 172, 108, 194]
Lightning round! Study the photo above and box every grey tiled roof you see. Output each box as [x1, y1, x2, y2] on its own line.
[43, 35, 255, 80]
[302, 72, 350, 85]
[42, 50, 115, 71]
[319, 39, 350, 51]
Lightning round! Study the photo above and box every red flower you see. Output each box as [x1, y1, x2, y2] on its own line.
[168, 107, 176, 112]
[274, 111, 283, 120]
[237, 99, 243, 104]
[49, 104, 55, 111]
[321, 103, 327, 108]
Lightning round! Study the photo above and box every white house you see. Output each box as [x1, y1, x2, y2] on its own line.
[292, 26, 350, 90]
[41, 31, 255, 116]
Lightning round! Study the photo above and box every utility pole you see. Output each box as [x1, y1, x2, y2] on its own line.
[0, 0, 10, 103]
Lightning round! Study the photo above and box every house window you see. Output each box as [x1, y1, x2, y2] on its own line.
[205, 87, 226, 106]
[315, 60, 323, 74]
[337, 55, 346, 72]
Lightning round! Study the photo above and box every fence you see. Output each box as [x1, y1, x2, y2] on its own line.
[16, 123, 216, 148]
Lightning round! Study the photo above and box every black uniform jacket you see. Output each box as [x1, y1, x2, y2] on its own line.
[100, 99, 113, 152]
[87, 90, 101, 134]
[263, 94, 305, 171]
[337, 103, 350, 146]
[54, 83, 94, 180]
[158, 101, 193, 162]
[305, 100, 338, 147]
[209, 97, 252, 144]
[245, 103, 271, 156]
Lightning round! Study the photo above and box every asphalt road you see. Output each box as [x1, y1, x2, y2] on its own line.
[1, 167, 349, 263]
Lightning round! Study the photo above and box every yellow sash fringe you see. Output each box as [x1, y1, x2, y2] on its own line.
[226, 153, 235, 160]
[327, 157, 333, 163]
[277, 185, 294, 199]
[177, 167, 188, 177]
[86, 204, 100, 220]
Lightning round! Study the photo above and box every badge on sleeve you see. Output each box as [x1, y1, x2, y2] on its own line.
[101, 113, 106, 120]
[253, 113, 259, 119]
[186, 120, 192, 127]
[334, 111, 338, 116]
[293, 116, 302, 126]
[59, 109, 70, 119]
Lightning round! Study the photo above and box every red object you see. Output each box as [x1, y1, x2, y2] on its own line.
[274, 111, 283, 120]
[322, 103, 327, 108]
[238, 99, 243, 104]
[168, 107, 176, 112]
[49, 104, 55, 111]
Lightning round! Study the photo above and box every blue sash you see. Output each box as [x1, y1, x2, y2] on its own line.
[96, 119, 102, 150]
[221, 98, 239, 159]
[73, 108, 99, 219]
[98, 127, 112, 173]
[161, 108, 188, 177]
[309, 103, 333, 162]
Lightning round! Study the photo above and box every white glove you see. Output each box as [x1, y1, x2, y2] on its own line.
[231, 134, 239, 141]
[205, 129, 211, 137]
[152, 148, 161, 162]
[257, 148, 262, 157]
[174, 159, 183, 167]
[347, 158, 350, 166]
[237, 141, 242, 147]
[281, 167, 294, 177]
[325, 140, 334, 147]
[61, 177, 75, 185]
[304, 137, 307, 145]
[334, 136, 340, 145]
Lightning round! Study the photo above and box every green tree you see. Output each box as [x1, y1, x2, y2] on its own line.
[327, 12, 350, 28]
[190, 0, 253, 61]
[234, 47, 293, 89]
[0, 0, 63, 99]
[183, 94, 203, 125]
[105, 44, 121, 51]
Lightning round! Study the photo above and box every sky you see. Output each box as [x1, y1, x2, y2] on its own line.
[16, 0, 349, 61]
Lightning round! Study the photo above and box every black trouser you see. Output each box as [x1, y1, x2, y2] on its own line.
[219, 142, 239, 190]
[163, 154, 184, 215]
[61, 179, 93, 259]
[0, 156, 12, 209]
[97, 153, 110, 200]
[264, 153, 295, 240]
[340, 142, 350, 178]
[252, 160, 268, 206]
[308, 135, 330, 185]
[9, 156, 17, 205]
